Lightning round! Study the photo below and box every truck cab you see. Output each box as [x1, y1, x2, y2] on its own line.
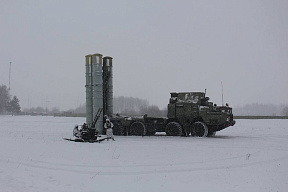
[167, 92, 235, 136]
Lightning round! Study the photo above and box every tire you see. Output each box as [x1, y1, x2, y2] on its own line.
[166, 122, 182, 136]
[113, 122, 124, 136]
[130, 121, 146, 136]
[192, 121, 208, 137]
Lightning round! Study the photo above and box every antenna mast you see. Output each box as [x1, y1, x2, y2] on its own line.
[221, 81, 224, 106]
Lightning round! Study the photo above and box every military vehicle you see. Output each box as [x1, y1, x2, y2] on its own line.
[109, 92, 235, 137]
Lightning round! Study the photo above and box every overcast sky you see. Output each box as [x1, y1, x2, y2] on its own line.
[1, 0, 287, 111]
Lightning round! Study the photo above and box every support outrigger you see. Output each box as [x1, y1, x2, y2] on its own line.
[63, 108, 111, 143]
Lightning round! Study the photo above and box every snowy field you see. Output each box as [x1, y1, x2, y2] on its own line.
[0, 116, 287, 192]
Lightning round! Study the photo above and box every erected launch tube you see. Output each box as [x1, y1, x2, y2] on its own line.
[103, 56, 113, 116]
[92, 53, 104, 133]
[85, 53, 113, 134]
[85, 55, 93, 127]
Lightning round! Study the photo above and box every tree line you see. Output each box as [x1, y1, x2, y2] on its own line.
[22, 106, 60, 114]
[20, 94, 288, 117]
[0, 84, 21, 115]
[71, 96, 167, 117]
[46, 97, 288, 117]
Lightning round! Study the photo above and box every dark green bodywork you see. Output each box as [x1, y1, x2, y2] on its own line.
[167, 92, 235, 133]
[110, 92, 235, 137]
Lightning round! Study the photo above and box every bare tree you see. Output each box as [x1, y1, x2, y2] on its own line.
[113, 96, 149, 115]
[283, 106, 288, 116]
[113, 96, 166, 116]
[51, 107, 60, 113]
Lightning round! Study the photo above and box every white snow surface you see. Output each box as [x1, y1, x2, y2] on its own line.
[0, 116, 287, 192]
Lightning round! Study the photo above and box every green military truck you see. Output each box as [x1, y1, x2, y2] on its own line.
[110, 92, 235, 137]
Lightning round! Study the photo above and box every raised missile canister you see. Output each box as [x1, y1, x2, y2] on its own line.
[103, 56, 113, 116]
[85, 55, 93, 127]
[92, 53, 104, 133]
[85, 53, 113, 134]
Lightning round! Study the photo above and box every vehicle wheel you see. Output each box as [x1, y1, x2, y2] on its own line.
[130, 122, 146, 136]
[192, 121, 208, 137]
[113, 122, 124, 136]
[166, 122, 182, 136]
[208, 131, 216, 137]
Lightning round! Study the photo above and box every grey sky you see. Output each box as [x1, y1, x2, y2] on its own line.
[1, 0, 287, 110]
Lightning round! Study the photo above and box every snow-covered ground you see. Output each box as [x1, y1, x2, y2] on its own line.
[0, 115, 287, 192]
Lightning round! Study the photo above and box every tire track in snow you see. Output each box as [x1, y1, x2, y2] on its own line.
[1, 154, 288, 176]
[0, 149, 261, 169]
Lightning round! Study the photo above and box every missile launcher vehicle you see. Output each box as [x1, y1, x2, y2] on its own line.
[109, 92, 235, 137]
